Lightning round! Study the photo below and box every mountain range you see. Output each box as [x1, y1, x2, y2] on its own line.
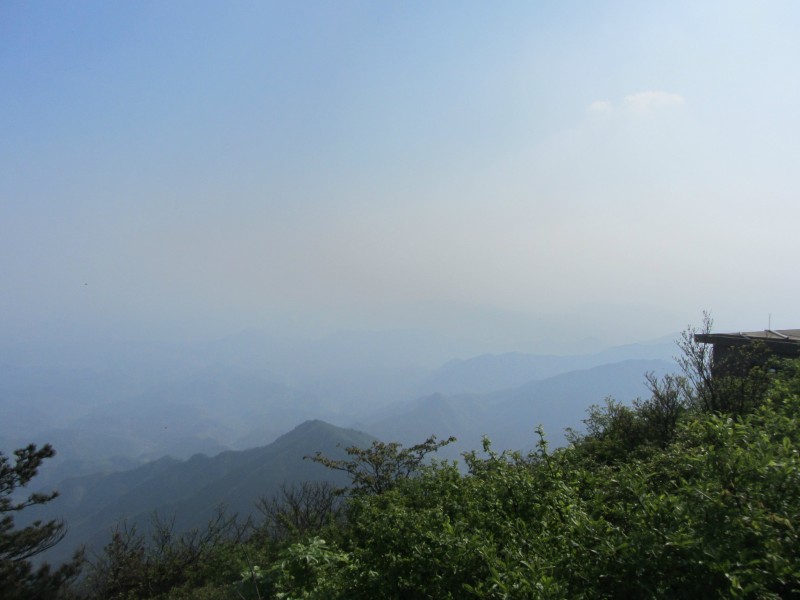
[368, 358, 675, 457]
[4, 329, 683, 568]
[22, 420, 374, 567]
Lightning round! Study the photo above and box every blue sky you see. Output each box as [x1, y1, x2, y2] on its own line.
[2, 1, 799, 349]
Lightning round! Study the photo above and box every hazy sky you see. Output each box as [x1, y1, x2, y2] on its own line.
[2, 1, 799, 349]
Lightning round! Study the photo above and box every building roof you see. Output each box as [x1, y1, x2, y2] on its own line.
[695, 330, 800, 360]
[695, 329, 800, 344]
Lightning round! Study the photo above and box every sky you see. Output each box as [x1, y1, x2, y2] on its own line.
[2, 1, 799, 352]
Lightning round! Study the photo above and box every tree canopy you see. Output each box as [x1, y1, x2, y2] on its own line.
[0, 443, 82, 599]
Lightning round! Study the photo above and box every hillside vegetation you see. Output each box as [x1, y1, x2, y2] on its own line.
[3, 326, 800, 598]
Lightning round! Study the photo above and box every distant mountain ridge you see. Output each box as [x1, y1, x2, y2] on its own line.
[1, 365, 332, 488]
[1, 334, 678, 489]
[370, 358, 677, 457]
[419, 340, 676, 396]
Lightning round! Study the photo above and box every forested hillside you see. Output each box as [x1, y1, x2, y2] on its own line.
[16, 421, 374, 569]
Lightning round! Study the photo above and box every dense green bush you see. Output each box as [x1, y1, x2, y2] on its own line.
[263, 358, 800, 599]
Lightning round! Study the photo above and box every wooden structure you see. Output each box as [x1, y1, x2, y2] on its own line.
[695, 329, 800, 375]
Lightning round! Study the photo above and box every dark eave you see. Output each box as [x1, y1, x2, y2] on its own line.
[695, 329, 800, 345]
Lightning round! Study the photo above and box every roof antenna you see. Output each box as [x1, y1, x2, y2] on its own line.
[768, 313, 772, 332]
